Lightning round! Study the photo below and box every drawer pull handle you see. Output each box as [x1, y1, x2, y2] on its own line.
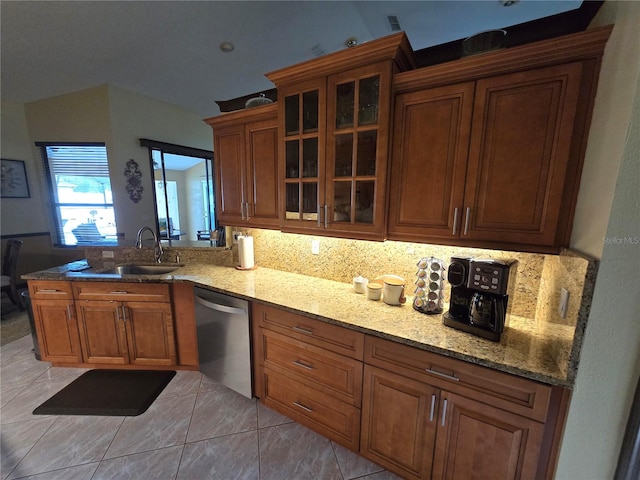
[110, 291, 129, 294]
[292, 359, 314, 370]
[40, 289, 60, 293]
[292, 326, 313, 335]
[293, 401, 313, 413]
[425, 368, 459, 382]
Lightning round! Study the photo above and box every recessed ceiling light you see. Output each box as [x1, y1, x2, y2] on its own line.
[499, 0, 519, 6]
[345, 37, 358, 48]
[219, 41, 235, 53]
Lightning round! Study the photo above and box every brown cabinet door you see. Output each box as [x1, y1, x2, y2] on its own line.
[360, 365, 438, 480]
[214, 123, 246, 226]
[245, 117, 280, 227]
[463, 62, 583, 246]
[279, 78, 327, 233]
[387, 82, 474, 242]
[31, 299, 82, 363]
[324, 62, 392, 240]
[124, 302, 176, 366]
[432, 391, 545, 480]
[76, 300, 129, 364]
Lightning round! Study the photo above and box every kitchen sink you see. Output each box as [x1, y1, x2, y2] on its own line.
[102, 264, 183, 275]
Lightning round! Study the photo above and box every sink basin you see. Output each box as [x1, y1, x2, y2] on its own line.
[103, 264, 183, 275]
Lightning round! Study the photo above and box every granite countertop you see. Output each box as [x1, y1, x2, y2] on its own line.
[24, 260, 575, 387]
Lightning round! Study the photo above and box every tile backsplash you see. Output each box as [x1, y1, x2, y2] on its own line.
[243, 228, 597, 321]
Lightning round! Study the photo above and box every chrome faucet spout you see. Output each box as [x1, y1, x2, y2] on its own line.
[135, 226, 163, 263]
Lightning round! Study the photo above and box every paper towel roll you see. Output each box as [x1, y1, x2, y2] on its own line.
[238, 235, 255, 269]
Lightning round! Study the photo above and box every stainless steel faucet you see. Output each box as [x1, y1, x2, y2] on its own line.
[135, 226, 163, 263]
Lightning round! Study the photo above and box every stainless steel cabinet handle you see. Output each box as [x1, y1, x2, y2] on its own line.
[317, 203, 322, 227]
[292, 325, 313, 335]
[293, 401, 313, 413]
[110, 291, 129, 294]
[121, 306, 128, 322]
[463, 207, 471, 235]
[241, 202, 247, 220]
[292, 359, 314, 370]
[66, 305, 74, 318]
[40, 289, 60, 293]
[425, 368, 459, 382]
[324, 204, 329, 228]
[441, 399, 448, 426]
[194, 295, 247, 315]
[429, 394, 436, 422]
[452, 207, 459, 235]
[245, 202, 251, 220]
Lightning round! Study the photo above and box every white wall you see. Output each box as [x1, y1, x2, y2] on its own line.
[555, 2, 640, 478]
[15, 85, 213, 244]
[570, 2, 640, 259]
[105, 86, 213, 241]
[0, 100, 49, 235]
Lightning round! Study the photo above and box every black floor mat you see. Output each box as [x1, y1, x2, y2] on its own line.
[33, 369, 176, 416]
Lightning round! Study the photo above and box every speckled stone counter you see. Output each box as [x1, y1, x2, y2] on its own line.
[24, 260, 576, 387]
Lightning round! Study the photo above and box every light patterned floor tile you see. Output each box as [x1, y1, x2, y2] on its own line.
[93, 445, 183, 480]
[178, 431, 259, 480]
[258, 423, 343, 480]
[186, 389, 257, 442]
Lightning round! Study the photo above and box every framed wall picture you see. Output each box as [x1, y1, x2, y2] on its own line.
[1, 159, 31, 198]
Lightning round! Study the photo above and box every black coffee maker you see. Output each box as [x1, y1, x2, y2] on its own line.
[443, 257, 517, 342]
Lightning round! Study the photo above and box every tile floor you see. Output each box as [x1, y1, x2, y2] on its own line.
[0, 335, 402, 480]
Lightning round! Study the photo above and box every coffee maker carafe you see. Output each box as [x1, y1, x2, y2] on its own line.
[443, 257, 517, 342]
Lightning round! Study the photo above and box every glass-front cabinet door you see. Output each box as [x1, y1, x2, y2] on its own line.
[326, 62, 392, 238]
[281, 79, 326, 231]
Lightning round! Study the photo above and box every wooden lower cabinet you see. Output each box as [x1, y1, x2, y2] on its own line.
[31, 298, 83, 363]
[431, 392, 544, 480]
[28, 280, 83, 363]
[360, 365, 438, 480]
[28, 280, 179, 368]
[75, 300, 176, 366]
[252, 303, 364, 450]
[360, 337, 564, 480]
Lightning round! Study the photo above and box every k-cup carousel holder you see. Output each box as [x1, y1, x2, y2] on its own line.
[413, 257, 445, 315]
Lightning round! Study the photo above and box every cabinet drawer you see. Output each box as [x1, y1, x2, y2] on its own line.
[262, 368, 360, 451]
[29, 280, 73, 300]
[365, 335, 552, 422]
[261, 329, 362, 407]
[72, 282, 171, 302]
[253, 303, 364, 359]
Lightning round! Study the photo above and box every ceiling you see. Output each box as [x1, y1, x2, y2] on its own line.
[1, 1, 583, 118]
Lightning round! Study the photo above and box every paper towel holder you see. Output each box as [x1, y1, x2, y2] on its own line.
[235, 265, 258, 271]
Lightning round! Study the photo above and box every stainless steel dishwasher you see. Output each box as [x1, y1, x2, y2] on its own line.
[194, 287, 252, 398]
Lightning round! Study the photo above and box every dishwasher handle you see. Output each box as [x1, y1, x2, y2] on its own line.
[194, 294, 247, 315]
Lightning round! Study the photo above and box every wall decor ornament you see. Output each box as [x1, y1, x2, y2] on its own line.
[124, 159, 143, 203]
[1, 159, 30, 198]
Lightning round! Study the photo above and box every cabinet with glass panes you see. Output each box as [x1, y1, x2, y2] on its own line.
[267, 33, 415, 240]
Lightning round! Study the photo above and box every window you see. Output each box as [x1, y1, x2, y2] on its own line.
[37, 142, 117, 246]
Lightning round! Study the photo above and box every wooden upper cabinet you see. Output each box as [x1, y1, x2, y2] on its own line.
[388, 82, 474, 241]
[389, 26, 611, 252]
[206, 103, 279, 228]
[267, 32, 416, 240]
[463, 62, 583, 246]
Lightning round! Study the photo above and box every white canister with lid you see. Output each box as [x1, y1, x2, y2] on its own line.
[383, 278, 406, 306]
[353, 276, 368, 294]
